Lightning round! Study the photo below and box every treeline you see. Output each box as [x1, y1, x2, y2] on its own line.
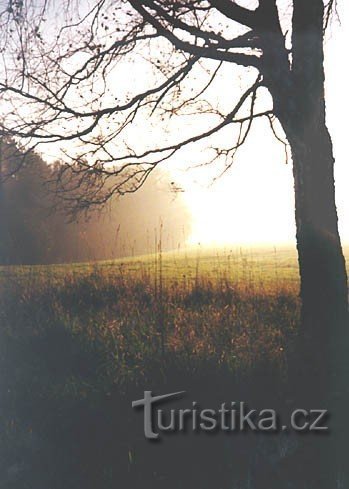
[0, 139, 190, 265]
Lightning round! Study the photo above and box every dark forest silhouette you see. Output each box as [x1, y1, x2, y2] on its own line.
[0, 140, 189, 265]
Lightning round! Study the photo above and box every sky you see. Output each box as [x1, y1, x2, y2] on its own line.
[3, 0, 347, 250]
[169, 0, 349, 248]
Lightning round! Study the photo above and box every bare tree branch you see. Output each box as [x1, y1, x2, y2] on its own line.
[209, 0, 259, 29]
[129, 0, 261, 67]
[0, 0, 332, 213]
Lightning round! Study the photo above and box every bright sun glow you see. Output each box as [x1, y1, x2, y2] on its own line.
[166, 0, 349, 248]
[31, 1, 349, 250]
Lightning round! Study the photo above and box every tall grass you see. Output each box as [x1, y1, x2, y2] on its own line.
[0, 248, 302, 489]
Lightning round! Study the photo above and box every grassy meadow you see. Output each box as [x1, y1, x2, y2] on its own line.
[0, 246, 342, 488]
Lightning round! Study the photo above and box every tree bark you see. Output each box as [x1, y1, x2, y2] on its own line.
[284, 105, 349, 489]
[260, 1, 349, 486]
[260, 0, 349, 390]
[288, 116, 348, 377]
[277, 113, 347, 489]
[281, 0, 348, 392]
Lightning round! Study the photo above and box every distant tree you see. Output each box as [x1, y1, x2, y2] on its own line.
[0, 139, 189, 264]
[48, 164, 190, 264]
[0, 1, 347, 484]
[0, 139, 45, 263]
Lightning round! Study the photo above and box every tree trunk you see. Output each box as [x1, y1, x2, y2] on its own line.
[280, 0, 349, 394]
[288, 118, 348, 382]
[267, 89, 348, 488]
[284, 109, 349, 489]
[262, 0, 349, 389]
[261, 2, 349, 485]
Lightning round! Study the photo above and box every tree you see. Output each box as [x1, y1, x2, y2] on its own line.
[0, 139, 189, 264]
[0, 0, 347, 485]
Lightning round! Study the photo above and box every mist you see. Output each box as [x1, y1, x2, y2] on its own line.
[0, 140, 191, 265]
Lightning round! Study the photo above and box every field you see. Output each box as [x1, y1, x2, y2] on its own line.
[0, 246, 344, 489]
